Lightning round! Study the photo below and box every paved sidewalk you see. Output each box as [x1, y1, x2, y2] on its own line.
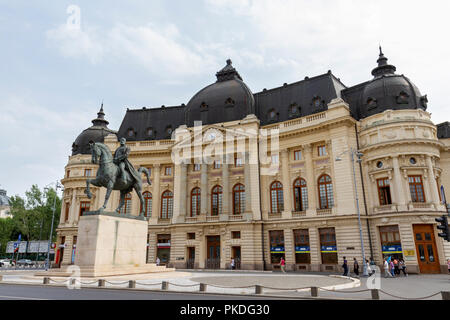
[0, 270, 448, 300]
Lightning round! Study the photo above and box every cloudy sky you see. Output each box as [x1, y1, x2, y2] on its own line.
[1, 0, 450, 197]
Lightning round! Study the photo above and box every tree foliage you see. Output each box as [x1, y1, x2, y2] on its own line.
[0, 184, 61, 255]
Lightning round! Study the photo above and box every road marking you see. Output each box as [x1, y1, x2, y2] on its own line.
[0, 295, 48, 300]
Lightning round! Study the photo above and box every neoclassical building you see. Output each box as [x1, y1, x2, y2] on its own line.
[56, 50, 450, 274]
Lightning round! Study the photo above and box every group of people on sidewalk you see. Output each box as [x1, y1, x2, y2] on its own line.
[383, 256, 408, 278]
[341, 256, 377, 277]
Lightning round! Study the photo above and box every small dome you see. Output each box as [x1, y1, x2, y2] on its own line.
[0, 189, 9, 207]
[71, 104, 117, 155]
[185, 59, 255, 126]
[361, 47, 428, 117]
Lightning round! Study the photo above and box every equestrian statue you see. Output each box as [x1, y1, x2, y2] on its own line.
[84, 138, 151, 216]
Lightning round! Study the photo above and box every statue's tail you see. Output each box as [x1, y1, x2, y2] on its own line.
[138, 167, 151, 185]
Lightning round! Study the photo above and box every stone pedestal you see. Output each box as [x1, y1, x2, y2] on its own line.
[40, 211, 174, 277]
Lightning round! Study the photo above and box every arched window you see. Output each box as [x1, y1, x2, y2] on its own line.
[318, 175, 333, 209]
[119, 193, 132, 214]
[233, 184, 245, 215]
[161, 190, 173, 219]
[270, 181, 284, 213]
[211, 185, 223, 216]
[293, 178, 308, 212]
[141, 192, 152, 217]
[191, 187, 201, 217]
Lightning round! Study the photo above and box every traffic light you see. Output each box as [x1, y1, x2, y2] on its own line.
[435, 215, 450, 242]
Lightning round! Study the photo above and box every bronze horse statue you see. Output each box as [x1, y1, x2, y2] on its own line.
[84, 142, 151, 216]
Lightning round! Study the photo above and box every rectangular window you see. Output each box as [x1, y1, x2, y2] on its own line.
[213, 160, 221, 169]
[235, 157, 243, 167]
[232, 231, 241, 239]
[318, 145, 327, 157]
[271, 154, 279, 165]
[187, 233, 195, 240]
[147, 167, 152, 176]
[293, 229, 310, 264]
[377, 178, 392, 206]
[408, 175, 425, 203]
[79, 201, 90, 217]
[67, 170, 70, 178]
[294, 150, 302, 161]
[84, 169, 92, 177]
[269, 230, 285, 264]
[165, 166, 172, 176]
[193, 164, 201, 171]
[319, 228, 337, 264]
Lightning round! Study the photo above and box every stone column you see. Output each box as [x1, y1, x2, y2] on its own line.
[392, 156, 407, 211]
[69, 192, 77, 224]
[281, 150, 292, 217]
[308, 228, 321, 272]
[150, 165, 161, 223]
[173, 163, 187, 223]
[284, 228, 295, 270]
[426, 156, 440, 206]
[200, 164, 208, 215]
[221, 159, 230, 217]
[304, 145, 317, 215]
[244, 152, 251, 213]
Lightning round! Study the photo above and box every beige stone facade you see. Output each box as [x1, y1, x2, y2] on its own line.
[56, 100, 450, 273]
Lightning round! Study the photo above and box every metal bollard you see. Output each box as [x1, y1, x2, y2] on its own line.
[199, 283, 207, 292]
[311, 287, 319, 297]
[98, 279, 105, 287]
[442, 291, 450, 300]
[129, 280, 136, 289]
[255, 285, 263, 295]
[43, 277, 50, 285]
[161, 281, 168, 290]
[371, 289, 380, 300]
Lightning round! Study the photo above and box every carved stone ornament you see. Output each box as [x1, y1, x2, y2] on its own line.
[381, 217, 390, 224]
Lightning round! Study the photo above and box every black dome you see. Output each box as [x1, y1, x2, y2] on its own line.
[360, 48, 428, 118]
[185, 59, 255, 127]
[72, 105, 117, 155]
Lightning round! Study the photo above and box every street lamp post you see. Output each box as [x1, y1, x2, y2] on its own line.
[45, 181, 63, 271]
[336, 148, 368, 276]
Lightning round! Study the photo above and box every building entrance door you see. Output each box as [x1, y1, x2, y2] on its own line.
[413, 224, 440, 274]
[206, 236, 220, 269]
[232, 246, 241, 269]
[186, 247, 195, 269]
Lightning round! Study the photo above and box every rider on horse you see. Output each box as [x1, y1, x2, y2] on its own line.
[114, 138, 140, 184]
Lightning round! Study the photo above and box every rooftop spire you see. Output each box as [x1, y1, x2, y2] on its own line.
[91, 101, 109, 127]
[216, 58, 243, 82]
[371, 46, 396, 77]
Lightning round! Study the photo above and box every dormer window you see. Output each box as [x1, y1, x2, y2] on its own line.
[312, 96, 324, 109]
[225, 97, 235, 108]
[165, 126, 173, 137]
[127, 128, 135, 137]
[200, 102, 209, 112]
[367, 97, 377, 110]
[146, 127, 154, 137]
[397, 91, 409, 104]
[289, 103, 300, 117]
[420, 95, 428, 109]
[268, 109, 277, 122]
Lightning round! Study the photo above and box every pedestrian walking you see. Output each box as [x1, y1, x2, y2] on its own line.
[393, 258, 400, 275]
[384, 258, 392, 278]
[447, 259, 450, 274]
[353, 258, 359, 277]
[342, 256, 349, 276]
[366, 259, 374, 276]
[280, 257, 286, 273]
[156, 257, 160, 266]
[230, 257, 235, 270]
[390, 259, 395, 277]
[399, 258, 408, 277]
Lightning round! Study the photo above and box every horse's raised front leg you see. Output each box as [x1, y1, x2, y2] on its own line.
[116, 191, 126, 214]
[101, 181, 114, 212]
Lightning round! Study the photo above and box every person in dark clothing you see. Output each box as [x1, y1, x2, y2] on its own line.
[342, 256, 349, 276]
[353, 258, 359, 277]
